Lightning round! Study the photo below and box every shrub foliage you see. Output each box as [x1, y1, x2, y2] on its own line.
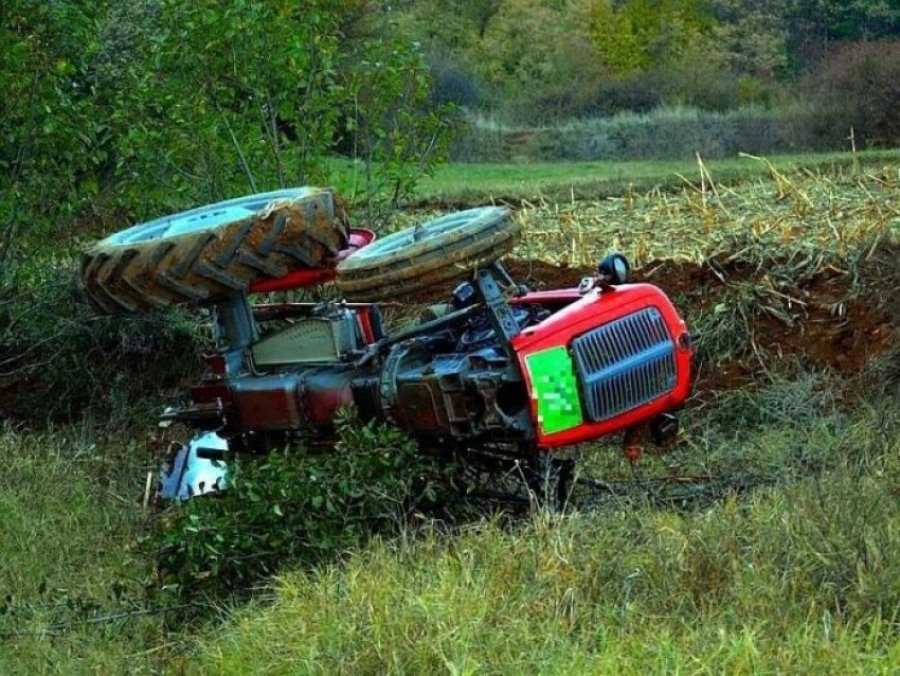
[0, 266, 199, 426]
[803, 41, 900, 148]
[1, 1, 453, 292]
[149, 414, 446, 600]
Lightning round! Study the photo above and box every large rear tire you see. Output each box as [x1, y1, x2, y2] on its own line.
[81, 188, 348, 314]
[336, 207, 519, 302]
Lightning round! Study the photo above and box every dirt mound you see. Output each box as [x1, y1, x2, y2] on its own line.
[504, 259, 594, 289]
[503, 249, 896, 392]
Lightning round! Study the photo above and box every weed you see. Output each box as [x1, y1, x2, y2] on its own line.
[197, 436, 899, 672]
[0, 425, 183, 672]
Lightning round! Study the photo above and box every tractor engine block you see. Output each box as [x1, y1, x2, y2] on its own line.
[180, 302, 533, 449]
[352, 339, 531, 442]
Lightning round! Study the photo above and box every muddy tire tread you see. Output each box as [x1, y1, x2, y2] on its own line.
[82, 189, 347, 315]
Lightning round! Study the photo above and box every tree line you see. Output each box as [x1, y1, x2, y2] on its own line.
[399, 0, 899, 120]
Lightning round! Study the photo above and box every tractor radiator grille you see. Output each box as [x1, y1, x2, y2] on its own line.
[571, 307, 676, 422]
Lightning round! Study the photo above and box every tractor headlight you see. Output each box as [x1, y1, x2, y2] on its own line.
[598, 253, 630, 285]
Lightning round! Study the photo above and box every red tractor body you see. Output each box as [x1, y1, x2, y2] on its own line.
[79, 193, 694, 501]
[511, 283, 693, 448]
[161, 257, 694, 499]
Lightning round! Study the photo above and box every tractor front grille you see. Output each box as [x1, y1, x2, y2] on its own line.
[571, 307, 676, 422]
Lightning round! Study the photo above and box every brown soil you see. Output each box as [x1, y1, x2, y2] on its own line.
[504, 259, 595, 290]
[503, 251, 896, 394]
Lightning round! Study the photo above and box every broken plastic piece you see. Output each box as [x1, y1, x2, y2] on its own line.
[158, 431, 230, 500]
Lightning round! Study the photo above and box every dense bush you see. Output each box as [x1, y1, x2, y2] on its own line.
[659, 53, 785, 112]
[199, 401, 900, 672]
[0, 2, 112, 286]
[507, 73, 663, 126]
[451, 106, 821, 162]
[0, 264, 199, 426]
[429, 50, 482, 108]
[149, 414, 447, 600]
[801, 41, 900, 148]
[0, 1, 454, 307]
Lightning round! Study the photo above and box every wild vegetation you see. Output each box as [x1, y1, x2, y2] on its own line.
[1, 1, 898, 673]
[1, 0, 453, 298]
[2, 158, 898, 672]
[400, 0, 900, 161]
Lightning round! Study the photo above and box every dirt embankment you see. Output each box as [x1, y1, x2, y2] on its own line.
[505, 247, 897, 393]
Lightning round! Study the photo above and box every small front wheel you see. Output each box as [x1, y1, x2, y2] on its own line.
[336, 207, 519, 302]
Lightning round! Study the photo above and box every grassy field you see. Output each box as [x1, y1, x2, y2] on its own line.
[2, 378, 897, 673]
[1, 152, 898, 673]
[203, 448, 900, 673]
[0, 427, 180, 672]
[411, 148, 900, 204]
[325, 148, 900, 208]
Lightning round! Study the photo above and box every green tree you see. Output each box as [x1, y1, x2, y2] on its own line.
[585, 0, 716, 75]
[122, 0, 344, 199]
[785, 0, 900, 71]
[0, 0, 453, 283]
[117, 0, 452, 213]
[0, 1, 109, 278]
[395, 0, 606, 116]
[710, 0, 789, 77]
[343, 39, 454, 215]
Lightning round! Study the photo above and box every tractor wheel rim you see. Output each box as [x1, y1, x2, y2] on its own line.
[105, 188, 320, 245]
[353, 208, 504, 260]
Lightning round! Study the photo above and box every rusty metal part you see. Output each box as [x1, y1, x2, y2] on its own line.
[229, 367, 360, 432]
[473, 266, 520, 359]
[379, 338, 532, 441]
[231, 375, 307, 430]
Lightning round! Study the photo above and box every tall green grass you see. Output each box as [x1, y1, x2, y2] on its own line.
[189, 374, 900, 673]
[0, 426, 187, 673]
[201, 445, 899, 673]
[2, 376, 897, 673]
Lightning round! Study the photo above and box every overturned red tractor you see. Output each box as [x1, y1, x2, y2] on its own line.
[82, 188, 694, 501]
